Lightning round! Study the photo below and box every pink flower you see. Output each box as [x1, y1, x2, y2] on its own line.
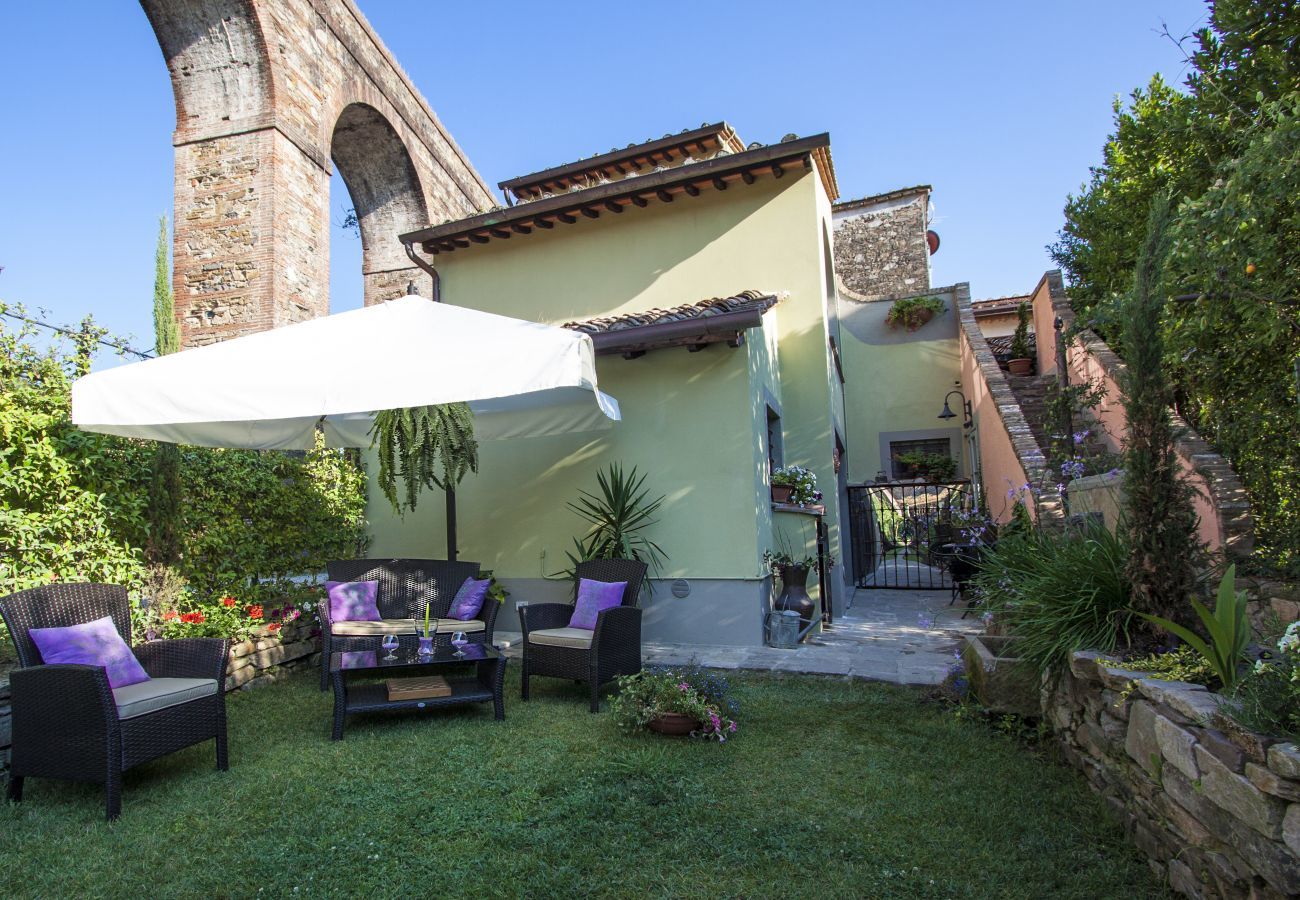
[729, 722, 738, 733]
[678, 682, 690, 692]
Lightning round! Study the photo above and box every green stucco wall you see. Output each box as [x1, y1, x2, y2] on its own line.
[367, 170, 844, 591]
[836, 287, 964, 484]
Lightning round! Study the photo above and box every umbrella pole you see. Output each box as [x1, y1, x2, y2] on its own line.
[445, 486, 458, 561]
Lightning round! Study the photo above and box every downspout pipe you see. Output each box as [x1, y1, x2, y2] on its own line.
[402, 240, 441, 303]
[400, 238, 455, 559]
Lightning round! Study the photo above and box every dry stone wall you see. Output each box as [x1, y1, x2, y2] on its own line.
[1045, 651, 1300, 898]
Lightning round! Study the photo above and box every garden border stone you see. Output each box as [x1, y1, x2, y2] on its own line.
[1044, 651, 1300, 898]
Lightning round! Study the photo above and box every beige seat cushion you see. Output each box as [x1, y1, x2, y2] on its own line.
[113, 677, 218, 720]
[527, 627, 593, 650]
[330, 618, 422, 636]
[435, 618, 485, 634]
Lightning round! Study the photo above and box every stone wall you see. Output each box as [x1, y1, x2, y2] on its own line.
[141, 0, 496, 347]
[832, 188, 930, 299]
[1045, 651, 1300, 898]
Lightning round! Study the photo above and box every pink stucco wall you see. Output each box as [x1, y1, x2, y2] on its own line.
[960, 321, 1035, 524]
[1030, 272, 1232, 555]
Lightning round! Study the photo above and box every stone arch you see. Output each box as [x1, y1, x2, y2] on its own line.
[330, 102, 430, 304]
[140, 0, 494, 346]
[140, 0, 274, 137]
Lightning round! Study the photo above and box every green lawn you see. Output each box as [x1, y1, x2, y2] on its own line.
[0, 669, 1167, 899]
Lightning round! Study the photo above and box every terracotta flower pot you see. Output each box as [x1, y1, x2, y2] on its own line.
[771, 484, 794, 504]
[648, 712, 701, 736]
[1007, 358, 1033, 376]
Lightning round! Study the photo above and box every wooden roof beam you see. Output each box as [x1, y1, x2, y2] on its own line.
[683, 183, 700, 197]
[581, 207, 600, 219]
[603, 200, 624, 214]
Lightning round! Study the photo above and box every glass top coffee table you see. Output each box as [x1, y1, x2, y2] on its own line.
[327, 642, 506, 740]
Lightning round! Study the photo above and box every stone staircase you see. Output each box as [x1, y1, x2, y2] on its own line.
[1004, 372, 1112, 470]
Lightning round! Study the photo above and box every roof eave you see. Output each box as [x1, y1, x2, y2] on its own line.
[401, 134, 832, 253]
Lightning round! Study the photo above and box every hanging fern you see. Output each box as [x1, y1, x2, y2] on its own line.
[369, 403, 478, 514]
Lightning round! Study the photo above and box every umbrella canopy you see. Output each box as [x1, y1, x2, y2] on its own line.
[72, 295, 620, 449]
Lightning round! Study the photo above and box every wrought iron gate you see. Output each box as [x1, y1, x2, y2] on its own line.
[848, 481, 975, 590]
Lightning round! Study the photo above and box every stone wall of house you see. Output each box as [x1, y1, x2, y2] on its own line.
[1044, 651, 1300, 898]
[141, 0, 495, 347]
[832, 192, 930, 299]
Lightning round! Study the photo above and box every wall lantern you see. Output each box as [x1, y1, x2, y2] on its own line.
[938, 390, 973, 430]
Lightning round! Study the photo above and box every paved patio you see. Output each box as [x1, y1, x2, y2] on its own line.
[497, 587, 985, 686]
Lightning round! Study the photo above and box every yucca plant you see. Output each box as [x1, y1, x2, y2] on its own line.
[1139, 565, 1250, 691]
[370, 403, 478, 514]
[562, 463, 668, 580]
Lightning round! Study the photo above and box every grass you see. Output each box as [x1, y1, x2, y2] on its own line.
[0, 668, 1167, 899]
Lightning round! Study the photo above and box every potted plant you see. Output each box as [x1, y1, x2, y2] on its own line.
[1007, 301, 1034, 376]
[763, 536, 831, 635]
[610, 668, 739, 741]
[770, 465, 822, 506]
[886, 295, 946, 332]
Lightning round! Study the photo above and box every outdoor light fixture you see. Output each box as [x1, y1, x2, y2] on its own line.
[938, 390, 973, 429]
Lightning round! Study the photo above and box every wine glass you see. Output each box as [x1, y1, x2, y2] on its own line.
[451, 631, 468, 657]
[381, 633, 399, 661]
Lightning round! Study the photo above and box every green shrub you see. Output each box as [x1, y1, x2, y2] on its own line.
[0, 308, 369, 643]
[975, 522, 1133, 674]
[1139, 565, 1250, 691]
[1227, 621, 1300, 741]
[885, 295, 945, 331]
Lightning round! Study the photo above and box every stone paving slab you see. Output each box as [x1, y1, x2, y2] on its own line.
[495, 587, 985, 686]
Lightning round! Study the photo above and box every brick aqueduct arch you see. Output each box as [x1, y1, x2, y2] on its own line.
[141, 0, 495, 347]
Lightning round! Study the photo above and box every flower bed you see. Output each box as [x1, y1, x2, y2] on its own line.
[1044, 651, 1300, 898]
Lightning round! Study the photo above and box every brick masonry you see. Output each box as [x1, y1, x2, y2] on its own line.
[832, 188, 931, 300]
[1045, 652, 1300, 898]
[142, 0, 496, 347]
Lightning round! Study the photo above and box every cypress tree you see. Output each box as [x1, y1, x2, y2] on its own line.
[1120, 196, 1201, 628]
[148, 216, 183, 566]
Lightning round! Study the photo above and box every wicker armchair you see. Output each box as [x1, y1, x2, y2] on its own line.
[319, 558, 490, 690]
[519, 559, 647, 713]
[0, 583, 229, 821]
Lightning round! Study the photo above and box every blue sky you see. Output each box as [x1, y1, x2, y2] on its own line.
[0, 1, 1207, 366]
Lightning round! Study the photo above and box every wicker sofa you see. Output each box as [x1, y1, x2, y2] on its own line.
[0, 583, 229, 821]
[319, 558, 497, 690]
[519, 558, 647, 713]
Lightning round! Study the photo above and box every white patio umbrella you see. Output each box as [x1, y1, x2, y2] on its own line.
[71, 294, 619, 448]
[71, 294, 620, 558]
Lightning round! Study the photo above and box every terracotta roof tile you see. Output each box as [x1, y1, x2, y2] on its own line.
[564, 290, 778, 333]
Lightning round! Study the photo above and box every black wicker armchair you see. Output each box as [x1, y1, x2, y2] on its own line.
[0, 583, 229, 821]
[519, 558, 647, 713]
[320, 558, 490, 690]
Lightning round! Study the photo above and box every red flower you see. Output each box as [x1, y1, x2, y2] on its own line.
[179, 611, 205, 625]
[163, 610, 178, 621]
[267, 622, 281, 633]
[247, 605, 264, 620]
[221, 596, 236, 607]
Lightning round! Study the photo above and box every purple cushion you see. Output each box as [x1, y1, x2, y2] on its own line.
[325, 580, 381, 622]
[447, 577, 490, 621]
[29, 615, 150, 690]
[568, 578, 627, 630]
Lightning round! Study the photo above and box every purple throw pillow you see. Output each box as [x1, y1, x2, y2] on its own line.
[568, 578, 627, 631]
[447, 577, 490, 621]
[29, 615, 150, 690]
[325, 580, 381, 622]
